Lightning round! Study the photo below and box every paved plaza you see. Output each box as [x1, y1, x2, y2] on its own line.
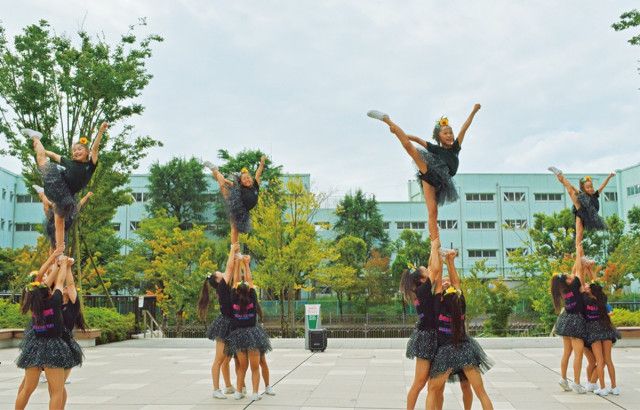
[0, 338, 638, 410]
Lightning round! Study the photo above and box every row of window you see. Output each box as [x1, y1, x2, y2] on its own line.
[390, 219, 529, 230]
[628, 184, 640, 197]
[464, 192, 617, 202]
[1, 188, 14, 201]
[468, 248, 530, 258]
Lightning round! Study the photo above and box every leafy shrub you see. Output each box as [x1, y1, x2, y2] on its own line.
[0, 299, 28, 328]
[84, 307, 135, 344]
[611, 308, 640, 327]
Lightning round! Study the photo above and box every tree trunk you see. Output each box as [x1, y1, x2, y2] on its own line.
[337, 293, 343, 319]
[74, 224, 82, 292]
[288, 286, 295, 338]
[279, 289, 286, 338]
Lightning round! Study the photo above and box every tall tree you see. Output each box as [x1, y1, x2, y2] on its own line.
[147, 157, 208, 229]
[390, 230, 431, 284]
[244, 177, 331, 336]
[313, 236, 366, 317]
[0, 20, 163, 291]
[333, 189, 388, 254]
[210, 149, 282, 237]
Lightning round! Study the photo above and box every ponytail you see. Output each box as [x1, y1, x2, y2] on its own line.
[197, 276, 217, 321]
[443, 293, 464, 345]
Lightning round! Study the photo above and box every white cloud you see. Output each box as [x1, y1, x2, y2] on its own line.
[1, 0, 638, 200]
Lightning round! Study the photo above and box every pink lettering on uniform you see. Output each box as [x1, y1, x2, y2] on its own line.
[563, 291, 574, 299]
[439, 314, 451, 322]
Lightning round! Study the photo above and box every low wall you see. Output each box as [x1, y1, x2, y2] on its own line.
[0, 328, 101, 348]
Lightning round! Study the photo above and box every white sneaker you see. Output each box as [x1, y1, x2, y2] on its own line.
[608, 386, 620, 395]
[202, 161, 216, 170]
[64, 377, 71, 385]
[212, 389, 227, 399]
[224, 386, 235, 394]
[32, 185, 45, 194]
[367, 110, 389, 121]
[594, 388, 608, 397]
[21, 128, 43, 139]
[233, 391, 245, 400]
[39, 373, 47, 384]
[558, 378, 571, 392]
[570, 381, 586, 394]
[242, 387, 247, 395]
[250, 393, 261, 401]
[548, 166, 563, 176]
[585, 382, 598, 392]
[264, 385, 276, 396]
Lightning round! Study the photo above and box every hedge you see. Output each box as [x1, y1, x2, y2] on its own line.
[0, 300, 134, 344]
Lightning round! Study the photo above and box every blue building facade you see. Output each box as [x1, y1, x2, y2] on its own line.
[1, 164, 639, 278]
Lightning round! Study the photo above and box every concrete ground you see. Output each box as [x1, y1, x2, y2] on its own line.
[0, 338, 638, 410]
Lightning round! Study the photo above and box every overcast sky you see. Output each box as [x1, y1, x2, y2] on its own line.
[2, 0, 639, 201]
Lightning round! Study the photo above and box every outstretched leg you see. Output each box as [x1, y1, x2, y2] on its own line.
[423, 181, 440, 242]
[383, 118, 428, 174]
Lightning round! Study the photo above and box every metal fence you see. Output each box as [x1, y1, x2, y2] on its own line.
[610, 301, 640, 312]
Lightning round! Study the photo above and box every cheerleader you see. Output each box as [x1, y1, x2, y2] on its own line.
[204, 156, 266, 244]
[59, 257, 86, 392]
[23, 122, 107, 252]
[368, 104, 480, 243]
[400, 238, 441, 410]
[549, 168, 615, 246]
[552, 249, 587, 393]
[225, 254, 272, 402]
[426, 249, 493, 410]
[580, 258, 619, 396]
[33, 185, 93, 251]
[15, 255, 82, 410]
[197, 243, 240, 399]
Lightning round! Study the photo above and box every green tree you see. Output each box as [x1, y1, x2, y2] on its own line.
[334, 189, 388, 254]
[461, 260, 492, 324]
[313, 236, 366, 317]
[147, 157, 208, 229]
[0, 20, 163, 292]
[117, 212, 219, 332]
[390, 230, 431, 283]
[211, 149, 282, 238]
[612, 9, 640, 45]
[484, 279, 517, 336]
[606, 207, 640, 289]
[244, 177, 331, 336]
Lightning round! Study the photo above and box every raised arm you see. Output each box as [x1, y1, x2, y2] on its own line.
[456, 103, 481, 146]
[598, 172, 615, 193]
[63, 259, 78, 304]
[243, 254, 254, 288]
[36, 248, 64, 284]
[53, 256, 69, 291]
[78, 192, 94, 210]
[574, 247, 585, 287]
[223, 243, 239, 285]
[407, 135, 429, 149]
[427, 238, 441, 286]
[447, 251, 461, 289]
[45, 150, 62, 163]
[90, 122, 108, 164]
[255, 155, 266, 185]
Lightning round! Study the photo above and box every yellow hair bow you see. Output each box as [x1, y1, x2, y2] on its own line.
[584, 176, 592, 181]
[407, 262, 416, 271]
[438, 117, 449, 127]
[240, 167, 249, 174]
[79, 137, 88, 145]
[444, 286, 458, 295]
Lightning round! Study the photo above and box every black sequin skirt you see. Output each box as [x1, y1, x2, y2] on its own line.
[223, 183, 251, 233]
[429, 336, 493, 383]
[16, 328, 83, 369]
[206, 314, 233, 342]
[224, 326, 272, 357]
[416, 150, 459, 205]
[555, 311, 587, 339]
[585, 320, 619, 346]
[406, 328, 438, 361]
[573, 193, 605, 231]
[40, 162, 77, 219]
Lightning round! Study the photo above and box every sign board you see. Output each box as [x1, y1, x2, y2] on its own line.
[304, 304, 321, 350]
